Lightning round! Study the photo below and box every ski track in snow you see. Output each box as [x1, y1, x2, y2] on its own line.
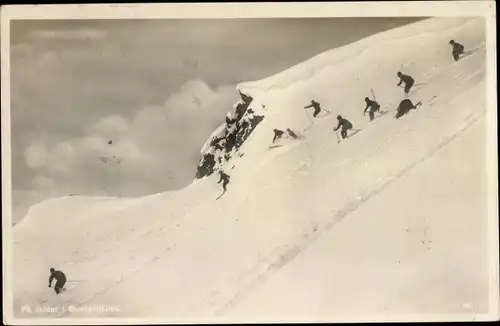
[9, 16, 492, 321]
[214, 108, 486, 316]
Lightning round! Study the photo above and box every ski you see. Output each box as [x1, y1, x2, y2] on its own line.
[459, 44, 484, 60]
[372, 110, 389, 121]
[337, 129, 361, 142]
[347, 129, 362, 138]
[427, 95, 438, 105]
[311, 110, 333, 120]
[216, 191, 226, 200]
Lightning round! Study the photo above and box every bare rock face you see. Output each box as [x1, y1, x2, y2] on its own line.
[195, 153, 216, 179]
[195, 90, 265, 179]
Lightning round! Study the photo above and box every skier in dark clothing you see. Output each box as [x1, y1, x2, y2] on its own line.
[397, 72, 415, 95]
[218, 171, 230, 192]
[449, 40, 465, 61]
[272, 129, 284, 143]
[363, 97, 381, 121]
[304, 100, 322, 118]
[395, 99, 422, 119]
[286, 128, 299, 139]
[48, 268, 66, 295]
[333, 115, 353, 139]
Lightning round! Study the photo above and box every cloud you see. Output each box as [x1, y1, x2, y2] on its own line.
[29, 28, 108, 40]
[25, 141, 48, 169]
[25, 79, 237, 198]
[32, 175, 56, 192]
[46, 141, 74, 176]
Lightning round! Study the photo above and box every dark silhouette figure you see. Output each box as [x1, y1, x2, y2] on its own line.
[363, 97, 381, 121]
[272, 129, 284, 143]
[395, 99, 422, 119]
[48, 268, 66, 295]
[449, 40, 465, 61]
[304, 100, 322, 118]
[397, 72, 415, 94]
[333, 115, 353, 139]
[218, 171, 230, 192]
[108, 140, 112, 145]
[287, 128, 299, 139]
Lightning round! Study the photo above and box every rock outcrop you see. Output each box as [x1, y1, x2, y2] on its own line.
[195, 90, 264, 179]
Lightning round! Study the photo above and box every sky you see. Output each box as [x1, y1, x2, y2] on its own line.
[9, 17, 424, 223]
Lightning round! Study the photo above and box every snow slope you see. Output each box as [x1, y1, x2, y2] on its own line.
[10, 17, 495, 322]
[220, 114, 491, 323]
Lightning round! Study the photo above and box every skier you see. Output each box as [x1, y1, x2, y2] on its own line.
[333, 115, 353, 139]
[363, 97, 381, 121]
[48, 268, 67, 295]
[304, 100, 322, 118]
[218, 171, 230, 192]
[397, 72, 415, 95]
[395, 98, 422, 119]
[286, 128, 299, 139]
[449, 39, 465, 61]
[272, 129, 284, 143]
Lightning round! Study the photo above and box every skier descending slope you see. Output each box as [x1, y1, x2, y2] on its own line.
[304, 100, 323, 118]
[272, 129, 285, 143]
[449, 39, 465, 61]
[333, 115, 354, 139]
[395, 98, 422, 119]
[286, 128, 300, 139]
[48, 268, 67, 295]
[397, 71, 415, 95]
[216, 171, 231, 200]
[363, 96, 382, 121]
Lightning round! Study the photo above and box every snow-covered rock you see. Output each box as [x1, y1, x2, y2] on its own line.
[196, 91, 264, 179]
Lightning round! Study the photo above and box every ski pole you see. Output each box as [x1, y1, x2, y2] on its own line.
[334, 130, 340, 143]
[304, 108, 313, 123]
[371, 88, 377, 102]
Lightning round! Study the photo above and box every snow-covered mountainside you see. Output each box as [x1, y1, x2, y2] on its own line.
[10, 17, 494, 322]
